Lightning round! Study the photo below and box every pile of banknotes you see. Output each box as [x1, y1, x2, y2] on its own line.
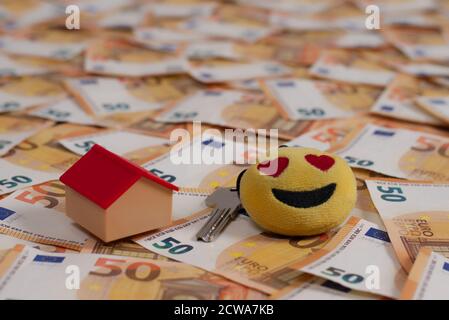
[0, 0, 448, 300]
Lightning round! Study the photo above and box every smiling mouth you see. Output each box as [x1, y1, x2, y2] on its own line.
[272, 183, 337, 209]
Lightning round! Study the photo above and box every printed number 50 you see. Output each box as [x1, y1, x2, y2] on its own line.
[90, 258, 160, 282]
[152, 237, 193, 254]
[322, 266, 364, 284]
[0, 176, 32, 189]
[376, 185, 406, 202]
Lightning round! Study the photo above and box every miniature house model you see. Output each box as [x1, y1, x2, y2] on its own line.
[60, 144, 178, 242]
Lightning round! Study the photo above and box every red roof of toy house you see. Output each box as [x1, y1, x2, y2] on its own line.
[60, 144, 178, 209]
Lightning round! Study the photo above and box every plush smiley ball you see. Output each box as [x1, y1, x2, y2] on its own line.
[237, 147, 356, 236]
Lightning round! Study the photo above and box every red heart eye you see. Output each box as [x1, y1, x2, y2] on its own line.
[257, 157, 289, 177]
[305, 154, 335, 171]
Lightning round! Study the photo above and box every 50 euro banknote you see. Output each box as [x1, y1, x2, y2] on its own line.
[271, 273, 383, 300]
[287, 217, 406, 299]
[0, 54, 51, 76]
[155, 89, 329, 140]
[141, 132, 268, 189]
[0, 1, 61, 30]
[0, 76, 66, 114]
[333, 124, 449, 182]
[28, 99, 96, 126]
[58, 129, 169, 157]
[261, 78, 379, 121]
[0, 122, 96, 195]
[309, 51, 395, 87]
[0, 245, 266, 300]
[370, 74, 447, 126]
[366, 179, 449, 272]
[135, 210, 336, 294]
[0, 115, 53, 156]
[0, 233, 76, 258]
[400, 248, 449, 300]
[84, 38, 187, 77]
[0, 31, 86, 61]
[384, 26, 449, 62]
[0, 177, 211, 252]
[65, 77, 164, 116]
[415, 96, 449, 126]
[0, 160, 59, 196]
[186, 59, 291, 83]
[0, 181, 91, 250]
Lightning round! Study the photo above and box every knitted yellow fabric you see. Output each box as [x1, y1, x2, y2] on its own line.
[238, 147, 356, 236]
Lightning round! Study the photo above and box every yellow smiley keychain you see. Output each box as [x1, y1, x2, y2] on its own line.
[237, 147, 357, 236]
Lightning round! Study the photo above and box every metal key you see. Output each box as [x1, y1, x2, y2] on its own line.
[196, 187, 242, 242]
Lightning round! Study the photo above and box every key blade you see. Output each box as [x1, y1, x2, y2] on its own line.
[196, 206, 240, 242]
[196, 208, 229, 242]
[196, 208, 223, 242]
[197, 208, 230, 242]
